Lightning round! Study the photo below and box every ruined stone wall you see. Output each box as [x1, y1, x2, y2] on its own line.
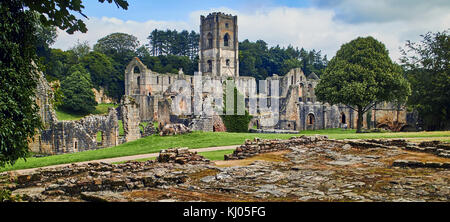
[277, 85, 300, 130]
[39, 108, 119, 154]
[121, 96, 141, 143]
[225, 135, 329, 160]
[92, 87, 115, 104]
[29, 68, 59, 153]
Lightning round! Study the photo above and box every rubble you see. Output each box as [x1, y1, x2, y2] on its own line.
[224, 135, 329, 160]
[159, 124, 191, 136]
[157, 148, 210, 165]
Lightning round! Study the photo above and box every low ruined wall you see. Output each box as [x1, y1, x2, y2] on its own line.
[157, 148, 210, 164]
[225, 135, 329, 160]
[39, 108, 119, 155]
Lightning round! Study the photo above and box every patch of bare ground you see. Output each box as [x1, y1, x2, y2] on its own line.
[187, 168, 220, 181]
[383, 150, 450, 165]
[213, 150, 291, 167]
[405, 137, 450, 142]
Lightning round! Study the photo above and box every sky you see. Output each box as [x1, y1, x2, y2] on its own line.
[53, 0, 450, 62]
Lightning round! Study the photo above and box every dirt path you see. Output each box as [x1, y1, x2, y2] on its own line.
[9, 145, 238, 175]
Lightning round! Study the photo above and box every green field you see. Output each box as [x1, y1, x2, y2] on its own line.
[1, 129, 450, 172]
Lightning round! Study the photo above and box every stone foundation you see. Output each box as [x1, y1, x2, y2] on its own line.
[224, 135, 329, 160]
[157, 148, 210, 165]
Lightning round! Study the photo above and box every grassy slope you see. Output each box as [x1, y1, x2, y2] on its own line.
[2, 129, 449, 172]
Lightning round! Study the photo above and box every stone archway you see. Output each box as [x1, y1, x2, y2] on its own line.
[307, 113, 315, 130]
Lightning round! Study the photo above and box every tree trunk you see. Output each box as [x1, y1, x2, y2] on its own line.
[357, 106, 364, 133]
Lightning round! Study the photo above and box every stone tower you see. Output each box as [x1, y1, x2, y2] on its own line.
[199, 12, 239, 78]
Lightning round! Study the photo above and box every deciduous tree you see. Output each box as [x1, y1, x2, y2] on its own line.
[401, 30, 450, 130]
[315, 36, 411, 133]
[0, 0, 128, 167]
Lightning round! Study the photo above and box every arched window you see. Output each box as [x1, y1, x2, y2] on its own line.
[308, 84, 313, 92]
[224, 33, 230, 47]
[207, 60, 212, 72]
[137, 76, 141, 85]
[225, 23, 229, 28]
[226, 59, 230, 67]
[307, 113, 315, 125]
[133, 66, 140, 74]
[341, 113, 346, 124]
[207, 33, 213, 48]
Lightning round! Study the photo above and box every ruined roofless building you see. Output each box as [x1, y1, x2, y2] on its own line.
[123, 12, 415, 132]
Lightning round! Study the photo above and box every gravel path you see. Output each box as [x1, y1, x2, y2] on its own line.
[10, 145, 238, 175]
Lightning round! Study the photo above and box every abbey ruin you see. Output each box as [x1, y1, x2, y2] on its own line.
[30, 12, 416, 155]
[124, 12, 415, 133]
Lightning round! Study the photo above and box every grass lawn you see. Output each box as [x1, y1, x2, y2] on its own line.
[3, 126, 449, 172]
[55, 103, 118, 121]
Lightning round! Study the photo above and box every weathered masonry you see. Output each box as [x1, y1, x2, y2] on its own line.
[124, 11, 415, 133]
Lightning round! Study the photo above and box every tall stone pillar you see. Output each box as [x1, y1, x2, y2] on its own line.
[121, 96, 141, 142]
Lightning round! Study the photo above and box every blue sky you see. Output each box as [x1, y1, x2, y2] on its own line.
[54, 0, 450, 61]
[82, 0, 313, 22]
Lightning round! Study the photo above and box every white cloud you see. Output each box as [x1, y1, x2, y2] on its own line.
[53, 4, 450, 62]
[53, 17, 194, 51]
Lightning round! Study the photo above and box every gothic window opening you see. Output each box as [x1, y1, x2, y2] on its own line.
[307, 114, 315, 125]
[73, 140, 78, 152]
[207, 33, 213, 48]
[225, 23, 229, 28]
[224, 33, 230, 47]
[136, 76, 141, 94]
[168, 77, 171, 84]
[226, 59, 230, 67]
[207, 60, 212, 72]
[156, 76, 159, 84]
[97, 131, 104, 146]
[341, 113, 346, 124]
[133, 66, 140, 74]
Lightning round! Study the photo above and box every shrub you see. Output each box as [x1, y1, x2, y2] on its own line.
[220, 81, 253, 132]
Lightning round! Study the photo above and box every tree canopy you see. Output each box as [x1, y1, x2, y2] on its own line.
[315, 36, 411, 133]
[60, 65, 98, 114]
[0, 1, 42, 167]
[239, 39, 328, 81]
[0, 0, 128, 167]
[401, 30, 450, 130]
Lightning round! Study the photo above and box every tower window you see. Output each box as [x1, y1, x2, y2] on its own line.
[225, 23, 229, 28]
[168, 77, 171, 84]
[226, 59, 230, 67]
[224, 33, 229, 47]
[207, 60, 212, 72]
[207, 33, 213, 48]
